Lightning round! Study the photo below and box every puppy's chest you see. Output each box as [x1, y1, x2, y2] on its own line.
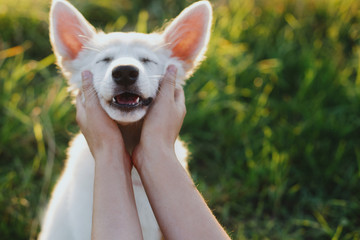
[117, 121, 143, 154]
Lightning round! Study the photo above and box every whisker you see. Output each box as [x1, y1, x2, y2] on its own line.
[147, 74, 164, 79]
[78, 34, 92, 41]
[83, 88, 98, 100]
[152, 42, 172, 52]
[82, 46, 102, 52]
[160, 78, 177, 87]
[77, 35, 104, 53]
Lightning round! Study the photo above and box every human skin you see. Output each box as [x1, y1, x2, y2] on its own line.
[132, 65, 230, 240]
[76, 71, 143, 240]
[76, 65, 230, 240]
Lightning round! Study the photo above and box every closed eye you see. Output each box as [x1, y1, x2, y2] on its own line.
[96, 57, 113, 64]
[140, 57, 157, 65]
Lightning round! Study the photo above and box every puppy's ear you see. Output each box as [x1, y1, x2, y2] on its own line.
[50, 0, 95, 61]
[163, 1, 212, 73]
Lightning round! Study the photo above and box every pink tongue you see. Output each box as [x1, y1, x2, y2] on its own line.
[115, 93, 140, 105]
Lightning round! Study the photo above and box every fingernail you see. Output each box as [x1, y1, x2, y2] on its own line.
[167, 65, 177, 75]
[82, 71, 92, 80]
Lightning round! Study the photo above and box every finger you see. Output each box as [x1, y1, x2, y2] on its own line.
[174, 87, 186, 116]
[159, 65, 177, 100]
[81, 71, 96, 102]
[75, 93, 86, 126]
[76, 92, 83, 107]
[81, 71, 104, 116]
[174, 87, 185, 105]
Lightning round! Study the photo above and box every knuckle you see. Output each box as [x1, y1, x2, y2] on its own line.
[82, 85, 92, 97]
[178, 103, 186, 117]
[182, 109, 187, 118]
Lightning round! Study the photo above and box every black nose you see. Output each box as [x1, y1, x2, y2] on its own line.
[112, 65, 139, 86]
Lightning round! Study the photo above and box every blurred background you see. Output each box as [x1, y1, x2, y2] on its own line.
[1, 0, 360, 239]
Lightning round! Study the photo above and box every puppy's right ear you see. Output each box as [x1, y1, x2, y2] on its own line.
[50, 0, 95, 61]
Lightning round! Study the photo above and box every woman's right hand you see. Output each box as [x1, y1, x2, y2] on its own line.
[76, 71, 131, 169]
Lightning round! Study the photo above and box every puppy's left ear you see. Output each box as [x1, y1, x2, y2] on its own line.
[163, 1, 212, 74]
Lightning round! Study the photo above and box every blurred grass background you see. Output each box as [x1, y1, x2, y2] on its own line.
[0, 0, 360, 239]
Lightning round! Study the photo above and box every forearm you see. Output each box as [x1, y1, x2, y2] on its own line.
[92, 150, 143, 240]
[136, 146, 230, 240]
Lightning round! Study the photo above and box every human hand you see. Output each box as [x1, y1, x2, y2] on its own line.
[76, 71, 130, 167]
[133, 65, 186, 167]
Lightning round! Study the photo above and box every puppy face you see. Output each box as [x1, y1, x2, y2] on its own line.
[50, 0, 212, 124]
[78, 33, 173, 123]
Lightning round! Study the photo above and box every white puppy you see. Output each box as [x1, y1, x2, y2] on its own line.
[39, 0, 212, 239]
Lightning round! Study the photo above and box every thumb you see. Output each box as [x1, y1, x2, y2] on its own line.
[159, 65, 177, 99]
[81, 71, 95, 102]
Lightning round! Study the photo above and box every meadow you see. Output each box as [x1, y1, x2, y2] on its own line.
[0, 0, 359, 239]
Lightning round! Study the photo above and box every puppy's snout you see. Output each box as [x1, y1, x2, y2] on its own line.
[112, 65, 139, 86]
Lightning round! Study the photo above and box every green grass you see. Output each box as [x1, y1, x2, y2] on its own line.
[1, 0, 360, 239]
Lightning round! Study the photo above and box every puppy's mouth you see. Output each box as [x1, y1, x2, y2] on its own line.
[111, 92, 153, 110]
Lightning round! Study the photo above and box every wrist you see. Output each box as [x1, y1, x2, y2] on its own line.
[133, 141, 176, 171]
[93, 146, 132, 172]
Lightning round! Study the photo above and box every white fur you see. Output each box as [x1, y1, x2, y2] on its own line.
[39, 1, 211, 239]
